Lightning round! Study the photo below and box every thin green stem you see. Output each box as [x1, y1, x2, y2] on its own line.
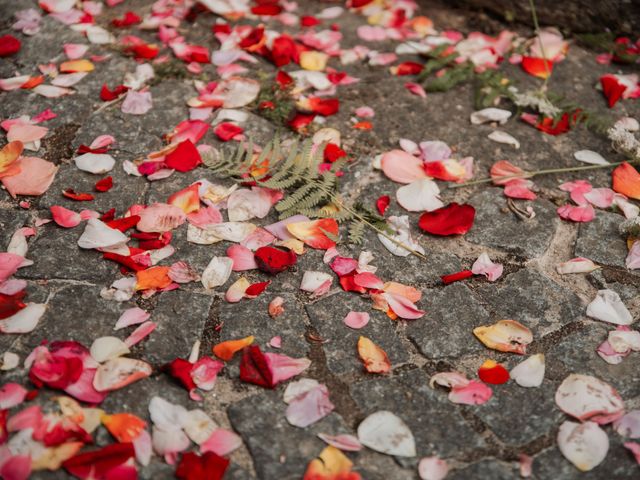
[450, 159, 640, 189]
[528, 0, 551, 90]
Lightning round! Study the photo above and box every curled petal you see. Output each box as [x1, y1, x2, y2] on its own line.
[473, 319, 533, 354]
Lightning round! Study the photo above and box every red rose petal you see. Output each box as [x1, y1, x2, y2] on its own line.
[176, 451, 229, 480]
[478, 360, 510, 385]
[376, 195, 390, 216]
[63, 443, 135, 479]
[164, 140, 202, 172]
[254, 246, 297, 275]
[600, 74, 626, 108]
[62, 189, 95, 201]
[441, 269, 473, 285]
[167, 358, 197, 391]
[0, 35, 21, 57]
[214, 122, 243, 142]
[418, 203, 475, 236]
[95, 176, 113, 192]
[100, 84, 129, 101]
[239, 345, 274, 388]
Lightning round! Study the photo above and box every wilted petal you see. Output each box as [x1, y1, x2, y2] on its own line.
[381, 150, 428, 184]
[555, 374, 624, 423]
[418, 456, 449, 480]
[556, 257, 599, 274]
[357, 336, 391, 373]
[93, 357, 152, 392]
[471, 253, 503, 281]
[343, 311, 370, 329]
[89, 336, 130, 363]
[557, 421, 608, 472]
[0, 303, 46, 333]
[357, 411, 416, 457]
[201, 256, 233, 289]
[586, 289, 633, 325]
[473, 319, 533, 354]
[510, 354, 545, 387]
[74, 153, 115, 174]
[396, 179, 443, 212]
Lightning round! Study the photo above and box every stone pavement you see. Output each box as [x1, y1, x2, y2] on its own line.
[1, 0, 639, 479]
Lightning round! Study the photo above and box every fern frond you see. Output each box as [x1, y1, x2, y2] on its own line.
[348, 220, 366, 244]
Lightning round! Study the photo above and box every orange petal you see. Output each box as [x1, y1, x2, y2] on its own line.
[60, 59, 95, 73]
[286, 218, 338, 249]
[135, 266, 172, 291]
[167, 183, 201, 214]
[32, 442, 84, 471]
[473, 319, 533, 354]
[382, 282, 421, 303]
[521, 56, 553, 79]
[213, 335, 255, 361]
[612, 162, 640, 200]
[0, 141, 24, 178]
[303, 446, 358, 480]
[357, 336, 391, 374]
[102, 413, 147, 442]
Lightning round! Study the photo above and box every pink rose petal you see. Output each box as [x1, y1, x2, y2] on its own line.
[343, 311, 370, 329]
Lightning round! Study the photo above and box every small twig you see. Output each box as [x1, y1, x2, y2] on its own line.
[92, 94, 126, 115]
[449, 159, 640, 189]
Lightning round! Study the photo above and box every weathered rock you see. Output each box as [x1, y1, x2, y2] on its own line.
[575, 211, 628, 268]
[305, 293, 409, 376]
[406, 283, 491, 359]
[475, 269, 585, 335]
[350, 369, 486, 458]
[228, 390, 349, 480]
[467, 190, 559, 259]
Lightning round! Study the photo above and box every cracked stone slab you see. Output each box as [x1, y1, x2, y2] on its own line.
[305, 293, 409, 376]
[218, 292, 309, 358]
[142, 289, 214, 365]
[350, 368, 486, 459]
[15, 224, 116, 283]
[344, 232, 463, 286]
[0, 208, 29, 249]
[13, 283, 123, 355]
[227, 389, 350, 480]
[575, 210, 628, 268]
[532, 440, 638, 480]
[475, 269, 585, 335]
[38, 161, 148, 213]
[466, 189, 559, 258]
[545, 321, 640, 398]
[406, 283, 491, 359]
[448, 459, 518, 479]
[473, 381, 562, 446]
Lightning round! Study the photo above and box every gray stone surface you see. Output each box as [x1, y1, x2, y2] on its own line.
[350, 369, 486, 458]
[15, 224, 116, 283]
[228, 390, 350, 480]
[0, 208, 29, 248]
[545, 322, 640, 398]
[142, 289, 214, 364]
[475, 269, 585, 335]
[218, 291, 309, 358]
[467, 189, 559, 259]
[406, 283, 491, 359]
[575, 210, 628, 268]
[447, 459, 518, 480]
[1, 0, 639, 478]
[532, 440, 639, 480]
[474, 382, 562, 446]
[305, 293, 410, 375]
